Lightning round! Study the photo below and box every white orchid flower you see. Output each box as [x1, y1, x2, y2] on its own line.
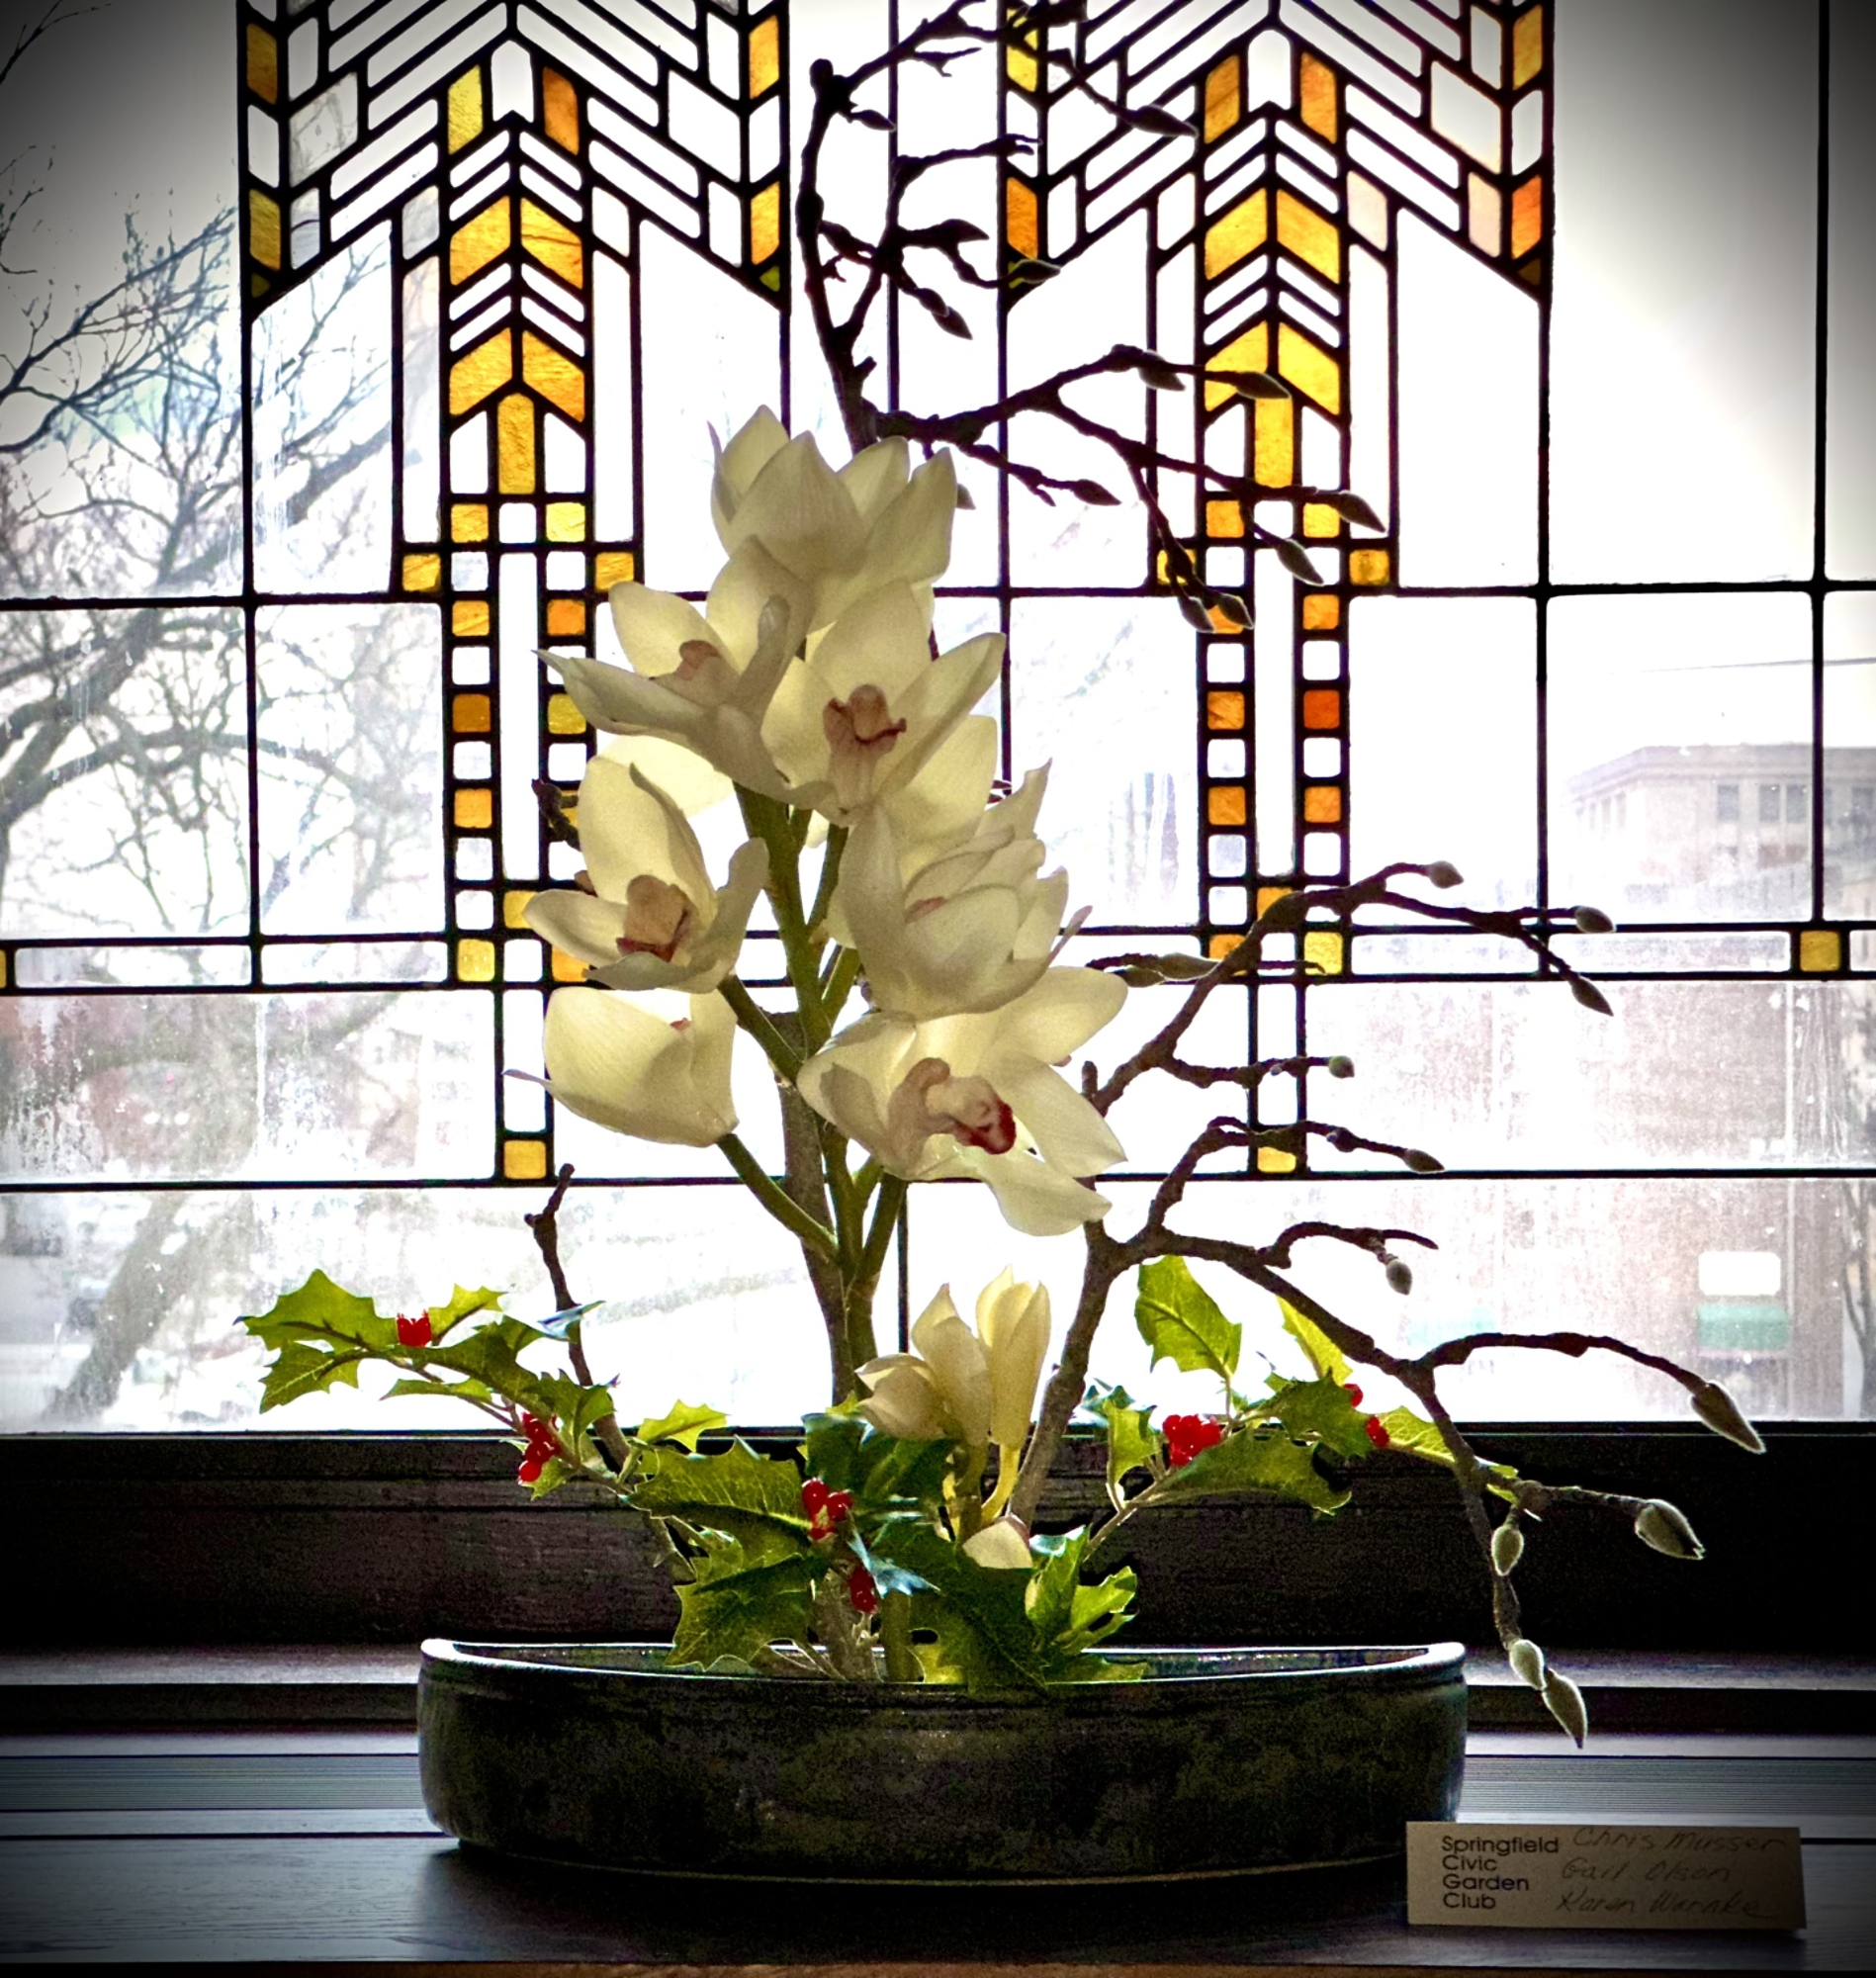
[961, 1518, 1033, 1570]
[557, 547, 802, 795]
[830, 764, 1071, 1020]
[796, 968, 1127, 1235]
[761, 582, 1003, 826]
[523, 748, 767, 994]
[542, 986, 738, 1147]
[710, 407, 958, 631]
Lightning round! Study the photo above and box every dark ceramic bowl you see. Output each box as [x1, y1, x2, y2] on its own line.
[419, 1639, 1467, 1882]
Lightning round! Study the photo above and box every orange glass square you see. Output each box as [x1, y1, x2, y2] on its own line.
[1301, 502, 1340, 538]
[503, 889, 536, 930]
[1206, 690, 1246, 731]
[547, 692, 586, 735]
[1207, 932, 1245, 960]
[451, 503, 490, 542]
[1302, 785, 1342, 824]
[454, 788, 493, 829]
[402, 552, 442, 591]
[1256, 886, 1293, 919]
[452, 693, 491, 734]
[1206, 498, 1245, 539]
[1301, 688, 1341, 730]
[1207, 786, 1247, 827]
[546, 598, 587, 637]
[1300, 594, 1340, 631]
[550, 947, 586, 982]
[594, 551, 636, 589]
[503, 1139, 549, 1181]
[1257, 1146, 1297, 1174]
[1349, 550, 1389, 586]
[1798, 929, 1842, 972]
[453, 601, 491, 636]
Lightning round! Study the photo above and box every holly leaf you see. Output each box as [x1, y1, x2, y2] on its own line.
[1374, 1405, 1521, 1501]
[873, 1522, 1046, 1690]
[668, 1533, 817, 1669]
[1278, 1297, 1351, 1387]
[242, 1269, 388, 1351]
[423, 1285, 506, 1340]
[256, 1338, 368, 1411]
[1085, 1381, 1161, 1510]
[1146, 1429, 1350, 1514]
[1025, 1529, 1139, 1663]
[629, 1439, 807, 1550]
[1258, 1375, 1375, 1459]
[1134, 1258, 1240, 1384]
[800, 1412, 952, 1521]
[636, 1400, 729, 1452]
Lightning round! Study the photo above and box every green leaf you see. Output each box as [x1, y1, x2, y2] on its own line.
[1147, 1429, 1350, 1515]
[1026, 1529, 1139, 1661]
[1134, 1259, 1240, 1384]
[241, 1269, 392, 1351]
[629, 1439, 807, 1551]
[1373, 1405, 1521, 1500]
[636, 1399, 729, 1452]
[1277, 1297, 1351, 1386]
[668, 1534, 817, 1669]
[800, 1412, 952, 1520]
[1259, 1375, 1376, 1459]
[424, 1285, 506, 1340]
[1085, 1382, 1161, 1510]
[256, 1338, 367, 1412]
[874, 1523, 1046, 1691]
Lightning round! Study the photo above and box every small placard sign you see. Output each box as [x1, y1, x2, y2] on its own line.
[1407, 1823, 1806, 1931]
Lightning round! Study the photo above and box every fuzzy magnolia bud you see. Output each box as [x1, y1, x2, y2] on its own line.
[1327, 1055, 1355, 1079]
[1425, 861, 1463, 889]
[1691, 1380, 1766, 1454]
[1385, 1257, 1414, 1296]
[1634, 1497, 1704, 1561]
[1507, 1637, 1546, 1690]
[1543, 1667, 1589, 1748]
[1573, 905, 1614, 934]
[1491, 1521, 1525, 1576]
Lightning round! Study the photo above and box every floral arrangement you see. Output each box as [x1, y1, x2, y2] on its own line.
[237, 4, 1765, 1731]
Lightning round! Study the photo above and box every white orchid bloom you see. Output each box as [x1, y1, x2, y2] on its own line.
[961, 1518, 1033, 1570]
[557, 548, 802, 795]
[542, 986, 738, 1147]
[796, 968, 1127, 1235]
[762, 582, 1003, 826]
[831, 765, 1071, 1020]
[523, 749, 767, 994]
[710, 407, 958, 631]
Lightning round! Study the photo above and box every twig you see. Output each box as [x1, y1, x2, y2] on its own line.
[524, 1165, 631, 1471]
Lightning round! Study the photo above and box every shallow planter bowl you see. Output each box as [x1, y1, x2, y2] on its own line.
[419, 1640, 1467, 1883]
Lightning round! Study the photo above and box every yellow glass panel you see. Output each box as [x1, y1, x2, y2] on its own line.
[246, 24, 278, 103]
[1205, 188, 1266, 279]
[1349, 548, 1390, 585]
[1205, 323, 1268, 409]
[545, 501, 586, 542]
[402, 552, 443, 591]
[1254, 397, 1294, 486]
[1256, 886, 1293, 918]
[1277, 191, 1339, 281]
[1207, 787, 1247, 827]
[523, 332, 585, 421]
[0, 951, 6, 989]
[450, 331, 513, 415]
[1206, 691, 1246, 731]
[457, 939, 497, 982]
[1207, 932, 1244, 960]
[453, 693, 492, 734]
[1304, 931, 1345, 976]
[251, 274, 271, 301]
[497, 393, 536, 493]
[1006, 177, 1038, 260]
[521, 199, 583, 288]
[1302, 502, 1340, 538]
[1204, 53, 1240, 140]
[547, 692, 586, 735]
[748, 15, 780, 96]
[550, 946, 586, 982]
[504, 1140, 549, 1181]
[1006, 41, 1037, 91]
[1257, 1146, 1297, 1174]
[546, 598, 586, 637]
[455, 788, 493, 829]
[1511, 175, 1544, 258]
[1207, 602, 1242, 634]
[1278, 323, 1340, 412]
[1206, 498, 1244, 538]
[750, 182, 781, 263]
[1512, 4, 1544, 87]
[449, 67, 485, 153]
[503, 890, 536, 930]
[543, 67, 579, 151]
[1300, 593, 1340, 631]
[1302, 785, 1342, 824]
[594, 550, 636, 589]
[450, 504, 490, 542]
[454, 600, 491, 636]
[1299, 52, 1337, 138]
[249, 191, 281, 271]
[451, 198, 511, 286]
[1799, 929, 1842, 972]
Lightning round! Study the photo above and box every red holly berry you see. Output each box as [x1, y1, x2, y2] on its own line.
[847, 1564, 879, 1615]
[801, 1478, 853, 1541]
[1343, 1382, 1364, 1407]
[396, 1312, 433, 1349]
[1163, 1413, 1225, 1469]
[515, 1411, 560, 1483]
[1364, 1414, 1391, 1450]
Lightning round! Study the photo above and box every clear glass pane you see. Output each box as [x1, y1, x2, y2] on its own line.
[1827, 0, 1876, 578]
[0, 608, 249, 938]
[1823, 590, 1876, 917]
[1551, 0, 1818, 583]
[1548, 590, 1814, 922]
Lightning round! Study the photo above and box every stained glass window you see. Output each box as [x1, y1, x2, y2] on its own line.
[1, 0, 1872, 1430]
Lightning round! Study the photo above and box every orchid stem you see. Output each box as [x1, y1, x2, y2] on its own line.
[717, 1132, 840, 1260]
[718, 976, 802, 1080]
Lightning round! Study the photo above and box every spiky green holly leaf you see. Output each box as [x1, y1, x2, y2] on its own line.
[1025, 1529, 1140, 1662]
[1134, 1258, 1240, 1384]
[636, 1400, 729, 1452]
[241, 1269, 390, 1349]
[668, 1533, 817, 1669]
[1277, 1297, 1351, 1387]
[1373, 1405, 1521, 1500]
[254, 1338, 367, 1411]
[1085, 1381, 1161, 1509]
[1147, 1428, 1350, 1515]
[1259, 1375, 1376, 1458]
[800, 1412, 952, 1520]
[629, 1439, 807, 1550]
[870, 1522, 1045, 1690]
[423, 1285, 506, 1340]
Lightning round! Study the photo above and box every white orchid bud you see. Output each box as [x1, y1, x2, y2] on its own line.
[1543, 1667, 1588, 1748]
[1507, 1638, 1546, 1690]
[977, 1269, 1051, 1452]
[1691, 1380, 1765, 1453]
[1634, 1497, 1704, 1561]
[963, 1517, 1032, 1570]
[1491, 1521, 1524, 1576]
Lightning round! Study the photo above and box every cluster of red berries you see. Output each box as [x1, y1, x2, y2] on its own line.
[516, 1412, 560, 1483]
[394, 1312, 432, 1349]
[1163, 1414, 1225, 1469]
[1344, 1384, 1391, 1450]
[801, 1478, 853, 1541]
